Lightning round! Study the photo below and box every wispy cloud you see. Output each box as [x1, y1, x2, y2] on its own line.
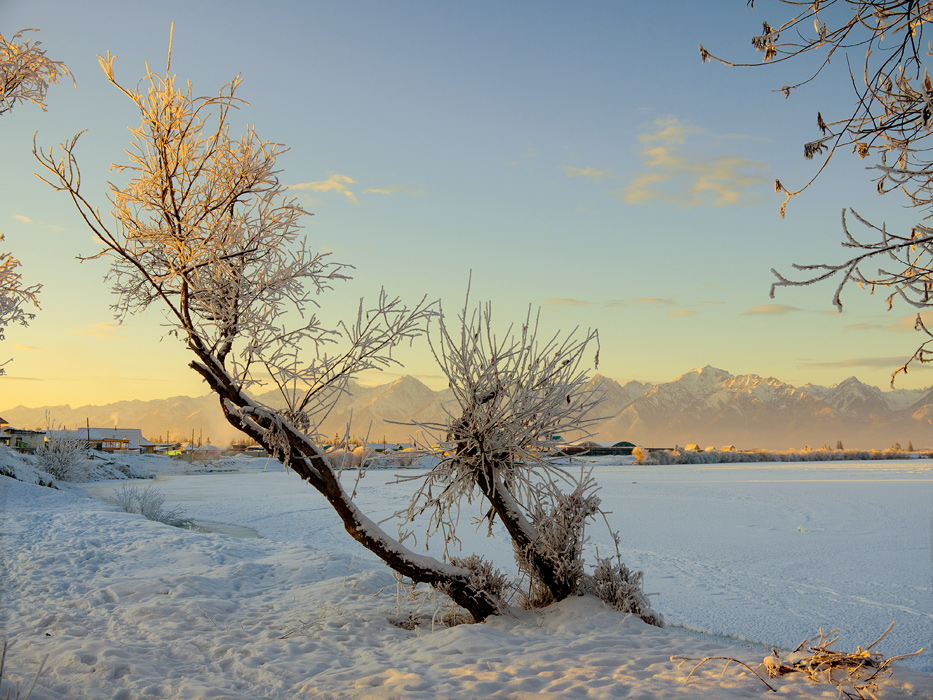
[544, 298, 599, 308]
[799, 356, 932, 370]
[546, 296, 709, 317]
[607, 295, 680, 308]
[12, 344, 46, 352]
[846, 312, 931, 333]
[743, 304, 802, 316]
[503, 147, 538, 167]
[71, 322, 122, 339]
[362, 185, 423, 197]
[545, 294, 718, 318]
[616, 117, 768, 208]
[561, 166, 613, 182]
[12, 214, 64, 232]
[289, 173, 359, 204]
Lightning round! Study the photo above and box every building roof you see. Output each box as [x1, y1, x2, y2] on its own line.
[49, 428, 153, 449]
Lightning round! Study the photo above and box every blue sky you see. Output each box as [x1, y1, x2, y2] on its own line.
[1, 0, 930, 407]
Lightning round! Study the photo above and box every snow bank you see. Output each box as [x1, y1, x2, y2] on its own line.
[1, 447, 931, 698]
[2, 473, 930, 699]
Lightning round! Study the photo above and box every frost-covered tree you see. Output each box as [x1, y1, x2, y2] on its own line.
[0, 235, 40, 343]
[0, 28, 69, 370]
[34, 35, 505, 621]
[400, 296, 661, 623]
[37, 420, 88, 482]
[404, 299, 603, 601]
[32, 32, 647, 622]
[34, 32, 661, 624]
[0, 234, 41, 374]
[1, 28, 72, 115]
[702, 1, 933, 383]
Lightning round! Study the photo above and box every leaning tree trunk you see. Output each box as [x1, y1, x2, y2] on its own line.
[447, 415, 577, 604]
[472, 458, 577, 603]
[189, 356, 501, 622]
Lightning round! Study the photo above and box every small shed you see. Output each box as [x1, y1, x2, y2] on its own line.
[8, 429, 46, 452]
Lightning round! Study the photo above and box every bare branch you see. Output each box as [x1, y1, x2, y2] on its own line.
[708, 2, 933, 382]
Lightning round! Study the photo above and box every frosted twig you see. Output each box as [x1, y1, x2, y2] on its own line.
[671, 655, 777, 692]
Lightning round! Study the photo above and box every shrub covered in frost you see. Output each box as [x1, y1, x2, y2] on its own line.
[327, 446, 374, 469]
[515, 478, 601, 609]
[352, 445, 373, 467]
[635, 446, 916, 465]
[507, 472, 663, 627]
[445, 554, 510, 613]
[585, 553, 663, 627]
[35, 431, 88, 481]
[325, 447, 353, 469]
[111, 485, 193, 528]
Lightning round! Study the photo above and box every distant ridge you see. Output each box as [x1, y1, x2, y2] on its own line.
[594, 366, 930, 450]
[2, 367, 930, 450]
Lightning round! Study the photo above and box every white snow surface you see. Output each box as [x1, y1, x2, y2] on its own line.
[1, 449, 931, 699]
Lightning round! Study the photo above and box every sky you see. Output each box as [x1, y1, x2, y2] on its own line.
[1, 0, 931, 409]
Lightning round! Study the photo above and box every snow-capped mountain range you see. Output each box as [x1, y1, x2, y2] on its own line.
[2, 366, 930, 450]
[590, 367, 930, 449]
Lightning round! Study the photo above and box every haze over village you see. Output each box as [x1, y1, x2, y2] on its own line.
[2, 365, 931, 451]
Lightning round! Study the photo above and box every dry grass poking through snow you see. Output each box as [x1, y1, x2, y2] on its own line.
[0, 641, 45, 700]
[110, 484, 194, 529]
[673, 621, 925, 698]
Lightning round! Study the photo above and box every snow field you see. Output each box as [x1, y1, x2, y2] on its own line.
[1, 452, 931, 699]
[85, 457, 932, 670]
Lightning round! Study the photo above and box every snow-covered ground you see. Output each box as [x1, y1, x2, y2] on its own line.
[1, 449, 931, 699]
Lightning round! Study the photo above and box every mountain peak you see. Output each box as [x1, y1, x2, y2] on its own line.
[675, 366, 732, 393]
[392, 375, 426, 388]
[692, 365, 732, 378]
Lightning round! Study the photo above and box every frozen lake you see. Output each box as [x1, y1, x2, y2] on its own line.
[85, 457, 933, 670]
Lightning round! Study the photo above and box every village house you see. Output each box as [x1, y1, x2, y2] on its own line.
[47, 428, 155, 453]
[5, 428, 47, 452]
